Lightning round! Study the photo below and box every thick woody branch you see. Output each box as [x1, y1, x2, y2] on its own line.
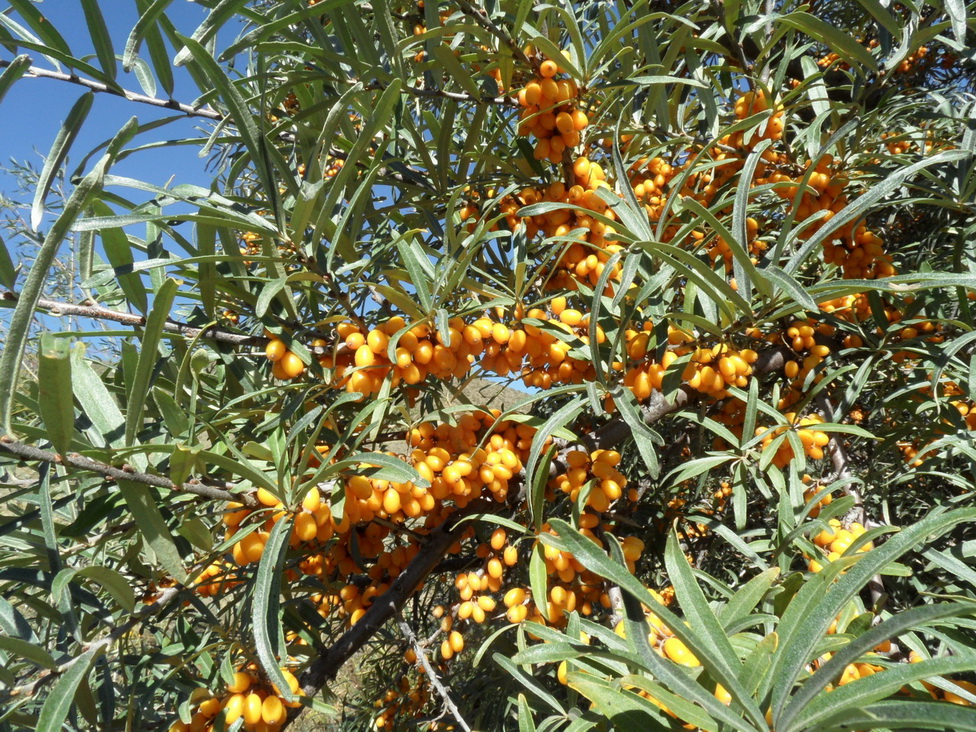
[0, 59, 222, 120]
[0, 438, 256, 507]
[398, 618, 472, 732]
[292, 502, 488, 718]
[1, 291, 264, 348]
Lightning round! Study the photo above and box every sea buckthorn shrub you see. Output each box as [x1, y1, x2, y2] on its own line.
[1, 1, 975, 732]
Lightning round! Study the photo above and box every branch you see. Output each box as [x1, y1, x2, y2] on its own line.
[580, 344, 795, 454]
[1, 291, 264, 348]
[365, 80, 516, 106]
[398, 617, 472, 732]
[454, 1, 537, 71]
[0, 59, 222, 121]
[290, 502, 489, 722]
[0, 438, 256, 507]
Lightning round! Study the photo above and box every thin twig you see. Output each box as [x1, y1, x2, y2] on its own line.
[1, 291, 263, 347]
[0, 438, 256, 507]
[398, 617, 472, 732]
[454, 1, 537, 71]
[0, 59, 221, 120]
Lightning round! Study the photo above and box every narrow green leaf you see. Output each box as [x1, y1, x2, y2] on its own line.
[177, 36, 291, 222]
[0, 150, 112, 434]
[782, 603, 976, 729]
[123, 0, 175, 72]
[769, 507, 976, 723]
[124, 278, 177, 450]
[779, 12, 878, 71]
[517, 694, 537, 732]
[818, 699, 976, 731]
[763, 266, 817, 311]
[529, 541, 549, 622]
[37, 334, 75, 456]
[664, 533, 766, 728]
[118, 479, 186, 582]
[173, 0, 252, 66]
[253, 515, 295, 703]
[52, 567, 136, 615]
[0, 635, 57, 670]
[0, 233, 16, 290]
[0, 54, 31, 106]
[35, 647, 101, 732]
[80, 0, 116, 80]
[5, 0, 73, 57]
[794, 655, 976, 730]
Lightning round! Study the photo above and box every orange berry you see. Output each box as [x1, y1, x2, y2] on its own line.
[265, 339, 287, 362]
[539, 60, 558, 78]
[278, 351, 305, 379]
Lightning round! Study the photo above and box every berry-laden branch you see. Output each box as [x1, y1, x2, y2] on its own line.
[576, 344, 795, 455]
[397, 617, 473, 732]
[0, 438, 256, 507]
[290, 501, 491, 724]
[0, 58, 222, 120]
[0, 291, 265, 348]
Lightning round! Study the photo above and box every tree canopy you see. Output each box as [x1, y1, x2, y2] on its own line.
[1, 0, 976, 730]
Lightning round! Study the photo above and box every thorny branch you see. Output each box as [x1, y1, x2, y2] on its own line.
[398, 618, 472, 732]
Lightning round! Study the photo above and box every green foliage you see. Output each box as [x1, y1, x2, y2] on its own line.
[0, 0, 974, 730]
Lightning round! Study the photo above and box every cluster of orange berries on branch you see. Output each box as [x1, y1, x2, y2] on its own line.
[222, 483, 336, 568]
[472, 299, 602, 388]
[550, 448, 630, 513]
[755, 412, 831, 468]
[322, 317, 475, 393]
[764, 154, 894, 279]
[191, 559, 241, 597]
[527, 519, 646, 626]
[408, 410, 539, 505]
[264, 336, 308, 381]
[807, 519, 874, 573]
[516, 58, 588, 163]
[501, 165, 625, 292]
[172, 665, 300, 732]
[731, 89, 786, 145]
[372, 674, 431, 729]
[702, 217, 768, 271]
[453, 527, 517, 624]
[622, 324, 758, 402]
[300, 412, 541, 629]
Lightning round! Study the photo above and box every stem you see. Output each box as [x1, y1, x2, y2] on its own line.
[0, 291, 264, 347]
[0, 438, 255, 507]
[0, 59, 221, 120]
[398, 617, 472, 732]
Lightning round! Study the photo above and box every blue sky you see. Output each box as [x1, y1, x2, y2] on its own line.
[0, 1, 222, 205]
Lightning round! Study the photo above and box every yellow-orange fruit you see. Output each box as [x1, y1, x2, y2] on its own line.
[265, 339, 287, 362]
[278, 351, 305, 379]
